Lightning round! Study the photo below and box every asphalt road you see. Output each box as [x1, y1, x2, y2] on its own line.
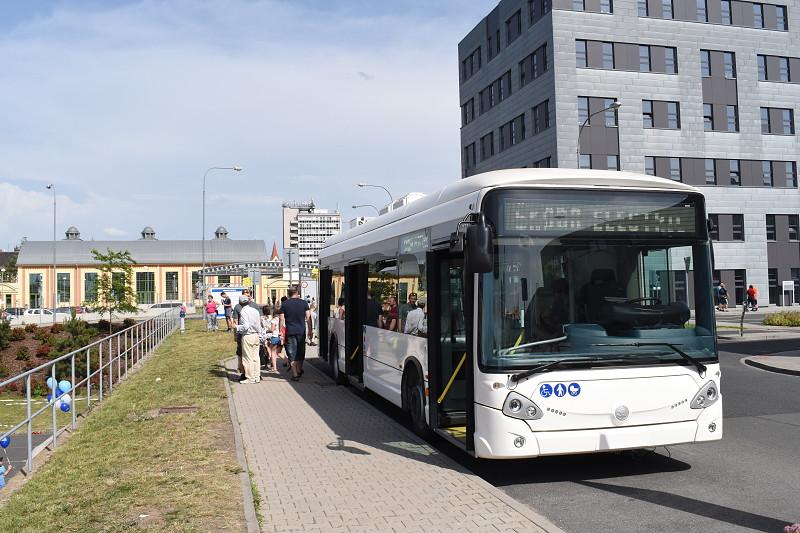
[312, 337, 800, 533]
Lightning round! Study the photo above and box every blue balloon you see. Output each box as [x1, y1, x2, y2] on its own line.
[58, 380, 72, 393]
[47, 393, 53, 403]
[59, 402, 70, 413]
[46, 377, 55, 389]
[0, 436, 9, 448]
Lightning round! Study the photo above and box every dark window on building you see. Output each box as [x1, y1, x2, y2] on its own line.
[498, 70, 512, 101]
[529, 0, 553, 25]
[704, 103, 714, 131]
[732, 214, 744, 241]
[217, 275, 231, 285]
[705, 159, 717, 184]
[533, 100, 550, 134]
[700, 50, 711, 76]
[643, 100, 654, 127]
[778, 57, 790, 81]
[639, 45, 651, 72]
[84, 272, 98, 302]
[645, 156, 656, 175]
[720, 0, 731, 23]
[604, 98, 619, 126]
[607, 155, 620, 170]
[757, 55, 767, 80]
[600, 0, 613, 13]
[461, 47, 481, 81]
[573, 0, 585, 9]
[464, 143, 476, 170]
[578, 96, 590, 124]
[662, 0, 674, 18]
[723, 52, 736, 78]
[726, 105, 739, 132]
[729, 159, 741, 185]
[734, 269, 746, 305]
[461, 98, 474, 126]
[793, 269, 800, 304]
[669, 158, 682, 181]
[776, 5, 788, 30]
[696, 0, 708, 21]
[753, 3, 764, 28]
[500, 115, 525, 151]
[480, 132, 494, 161]
[638, 0, 649, 16]
[786, 162, 798, 187]
[766, 214, 776, 240]
[506, 10, 522, 44]
[667, 102, 681, 128]
[602, 42, 615, 69]
[708, 214, 719, 240]
[781, 109, 795, 134]
[166, 271, 179, 300]
[761, 107, 771, 133]
[533, 156, 551, 168]
[576, 40, 588, 68]
[768, 269, 779, 305]
[790, 215, 800, 240]
[762, 160, 773, 186]
[579, 154, 592, 169]
[664, 47, 678, 74]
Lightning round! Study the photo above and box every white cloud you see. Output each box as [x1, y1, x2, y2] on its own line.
[0, 0, 496, 248]
[103, 227, 128, 237]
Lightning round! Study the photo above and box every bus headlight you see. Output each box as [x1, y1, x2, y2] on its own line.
[691, 381, 720, 409]
[503, 392, 543, 420]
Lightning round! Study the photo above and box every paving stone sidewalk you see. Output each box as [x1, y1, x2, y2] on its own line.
[227, 349, 562, 533]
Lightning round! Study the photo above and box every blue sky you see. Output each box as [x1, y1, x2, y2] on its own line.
[0, 0, 496, 252]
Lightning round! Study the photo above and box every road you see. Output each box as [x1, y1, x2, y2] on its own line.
[312, 337, 800, 532]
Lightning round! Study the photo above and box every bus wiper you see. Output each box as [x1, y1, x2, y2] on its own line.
[592, 342, 706, 377]
[510, 358, 587, 383]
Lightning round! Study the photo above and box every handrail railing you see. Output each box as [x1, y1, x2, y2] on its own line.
[0, 308, 180, 476]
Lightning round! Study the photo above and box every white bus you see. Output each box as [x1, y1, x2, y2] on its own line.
[318, 169, 721, 459]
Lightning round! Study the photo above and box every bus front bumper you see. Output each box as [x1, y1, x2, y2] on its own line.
[473, 402, 723, 459]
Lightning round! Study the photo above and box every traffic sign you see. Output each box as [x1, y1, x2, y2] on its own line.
[243, 277, 253, 287]
[554, 383, 567, 397]
[568, 383, 581, 397]
[539, 384, 552, 397]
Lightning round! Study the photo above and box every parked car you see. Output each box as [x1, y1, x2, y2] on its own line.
[55, 306, 90, 315]
[23, 308, 71, 319]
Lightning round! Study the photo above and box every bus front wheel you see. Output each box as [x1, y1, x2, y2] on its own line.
[403, 366, 429, 437]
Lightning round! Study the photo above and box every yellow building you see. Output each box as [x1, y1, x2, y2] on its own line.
[16, 226, 269, 309]
[0, 251, 19, 308]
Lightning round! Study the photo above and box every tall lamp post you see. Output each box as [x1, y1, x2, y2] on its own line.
[46, 184, 56, 322]
[577, 101, 622, 168]
[357, 183, 394, 210]
[201, 166, 241, 318]
[352, 204, 380, 215]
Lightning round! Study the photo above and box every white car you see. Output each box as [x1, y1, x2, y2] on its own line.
[23, 308, 71, 320]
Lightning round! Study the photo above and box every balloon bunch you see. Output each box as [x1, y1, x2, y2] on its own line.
[46, 377, 73, 413]
[0, 435, 10, 466]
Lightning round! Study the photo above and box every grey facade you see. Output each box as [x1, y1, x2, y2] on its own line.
[459, 0, 800, 305]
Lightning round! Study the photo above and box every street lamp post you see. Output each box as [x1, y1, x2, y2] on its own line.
[201, 166, 241, 319]
[577, 101, 622, 168]
[351, 204, 381, 215]
[357, 183, 394, 210]
[46, 184, 56, 322]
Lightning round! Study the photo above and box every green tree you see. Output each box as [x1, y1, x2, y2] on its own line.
[85, 248, 138, 332]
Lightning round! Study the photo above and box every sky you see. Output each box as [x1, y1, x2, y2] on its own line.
[0, 0, 497, 254]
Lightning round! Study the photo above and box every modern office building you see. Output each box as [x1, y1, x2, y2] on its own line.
[282, 201, 342, 266]
[459, 0, 799, 305]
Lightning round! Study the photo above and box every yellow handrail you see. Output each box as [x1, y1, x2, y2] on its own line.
[349, 346, 360, 360]
[437, 352, 467, 404]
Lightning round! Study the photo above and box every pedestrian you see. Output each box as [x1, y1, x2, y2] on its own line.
[280, 287, 312, 382]
[385, 295, 399, 331]
[718, 282, 729, 312]
[307, 304, 318, 346]
[0, 455, 12, 489]
[179, 303, 187, 334]
[335, 297, 346, 320]
[746, 285, 758, 310]
[236, 295, 266, 384]
[232, 290, 262, 382]
[205, 295, 218, 331]
[221, 291, 234, 331]
[400, 292, 418, 330]
[365, 290, 380, 327]
[263, 307, 281, 374]
[404, 300, 427, 336]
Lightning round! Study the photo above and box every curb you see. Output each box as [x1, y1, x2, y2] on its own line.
[304, 358, 565, 533]
[743, 357, 800, 377]
[221, 358, 261, 533]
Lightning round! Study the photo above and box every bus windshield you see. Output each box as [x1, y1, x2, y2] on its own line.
[480, 189, 717, 372]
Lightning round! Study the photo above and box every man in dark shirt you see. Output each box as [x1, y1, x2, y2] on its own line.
[221, 292, 233, 331]
[365, 290, 381, 327]
[280, 287, 311, 381]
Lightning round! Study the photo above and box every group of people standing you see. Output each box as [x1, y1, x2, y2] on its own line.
[338, 290, 427, 336]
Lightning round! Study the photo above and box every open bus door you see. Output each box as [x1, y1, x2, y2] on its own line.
[344, 263, 367, 384]
[427, 250, 474, 452]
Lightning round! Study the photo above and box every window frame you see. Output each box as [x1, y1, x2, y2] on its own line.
[668, 157, 682, 181]
[639, 45, 652, 72]
[704, 158, 717, 184]
[762, 160, 774, 186]
[642, 99, 654, 128]
[645, 156, 656, 175]
[666, 101, 681, 129]
[753, 3, 764, 28]
[789, 214, 800, 241]
[723, 52, 736, 79]
[766, 214, 776, 241]
[720, 0, 731, 24]
[700, 50, 711, 77]
[757, 55, 767, 81]
[732, 214, 745, 241]
[729, 159, 741, 185]
[576, 40, 588, 68]
[725, 104, 739, 133]
[703, 103, 714, 131]
[601, 41, 615, 69]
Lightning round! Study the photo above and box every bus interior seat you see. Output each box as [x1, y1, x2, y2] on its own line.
[531, 279, 570, 340]
[584, 269, 626, 322]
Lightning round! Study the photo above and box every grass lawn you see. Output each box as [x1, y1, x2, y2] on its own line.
[0, 319, 246, 531]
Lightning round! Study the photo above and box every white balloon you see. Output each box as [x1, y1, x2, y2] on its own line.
[61, 393, 72, 405]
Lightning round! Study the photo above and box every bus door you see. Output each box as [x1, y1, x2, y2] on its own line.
[427, 250, 473, 451]
[318, 269, 332, 361]
[344, 263, 367, 382]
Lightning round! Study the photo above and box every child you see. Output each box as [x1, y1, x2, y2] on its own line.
[0, 456, 13, 489]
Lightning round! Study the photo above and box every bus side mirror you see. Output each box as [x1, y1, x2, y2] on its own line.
[465, 213, 493, 274]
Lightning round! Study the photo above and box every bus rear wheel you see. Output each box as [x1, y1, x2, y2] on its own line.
[403, 367, 429, 437]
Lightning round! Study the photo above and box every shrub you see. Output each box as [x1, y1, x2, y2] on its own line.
[97, 319, 111, 333]
[24, 323, 39, 333]
[0, 364, 9, 379]
[15, 346, 30, 360]
[122, 318, 136, 329]
[50, 323, 63, 334]
[0, 320, 10, 350]
[10, 328, 26, 341]
[3, 381, 19, 393]
[36, 344, 53, 358]
[32, 381, 48, 397]
[763, 311, 800, 327]
[32, 328, 50, 342]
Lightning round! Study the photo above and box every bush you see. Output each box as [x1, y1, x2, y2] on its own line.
[50, 323, 63, 334]
[763, 311, 800, 327]
[15, 346, 30, 361]
[122, 318, 136, 329]
[10, 328, 26, 341]
[0, 364, 9, 379]
[97, 319, 111, 333]
[0, 320, 10, 350]
[36, 344, 53, 358]
[24, 324, 38, 333]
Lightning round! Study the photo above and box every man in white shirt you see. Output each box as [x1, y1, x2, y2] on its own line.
[403, 300, 427, 336]
[236, 295, 266, 383]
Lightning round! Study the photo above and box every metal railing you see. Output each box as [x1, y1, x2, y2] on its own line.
[0, 308, 180, 475]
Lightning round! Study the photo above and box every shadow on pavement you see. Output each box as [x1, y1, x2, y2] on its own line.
[576, 480, 789, 532]
[720, 338, 800, 355]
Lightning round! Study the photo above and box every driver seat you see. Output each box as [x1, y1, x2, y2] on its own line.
[585, 269, 625, 322]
